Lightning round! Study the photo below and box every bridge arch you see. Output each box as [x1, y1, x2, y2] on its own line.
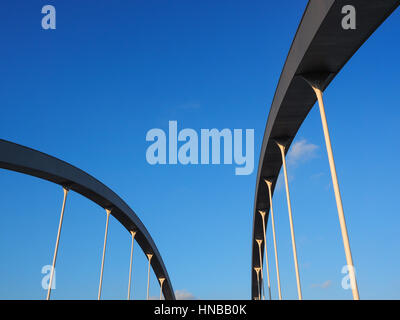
[251, 0, 399, 299]
[0, 138, 175, 300]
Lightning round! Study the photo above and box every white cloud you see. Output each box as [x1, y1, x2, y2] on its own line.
[149, 289, 197, 300]
[287, 139, 318, 166]
[275, 172, 284, 190]
[274, 166, 294, 191]
[311, 280, 332, 289]
[310, 172, 325, 180]
[177, 102, 201, 111]
[274, 139, 317, 191]
[175, 289, 196, 300]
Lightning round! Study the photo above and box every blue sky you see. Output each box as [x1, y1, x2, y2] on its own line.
[0, 1, 399, 300]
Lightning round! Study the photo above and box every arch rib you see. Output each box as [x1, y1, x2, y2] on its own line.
[0, 139, 175, 300]
[251, 0, 399, 299]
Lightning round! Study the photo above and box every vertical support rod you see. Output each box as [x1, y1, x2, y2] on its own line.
[276, 142, 302, 300]
[254, 267, 261, 300]
[127, 231, 136, 300]
[98, 208, 111, 300]
[259, 210, 272, 300]
[256, 239, 265, 300]
[146, 253, 153, 300]
[312, 86, 359, 300]
[264, 178, 282, 299]
[46, 187, 69, 300]
[159, 278, 165, 300]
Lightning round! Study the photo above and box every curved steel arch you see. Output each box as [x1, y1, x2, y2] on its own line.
[251, 0, 399, 299]
[0, 138, 175, 300]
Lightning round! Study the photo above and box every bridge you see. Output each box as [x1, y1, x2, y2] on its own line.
[0, 0, 398, 301]
[251, 0, 399, 300]
[0, 139, 175, 300]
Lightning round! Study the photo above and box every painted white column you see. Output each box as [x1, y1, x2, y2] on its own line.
[254, 267, 261, 300]
[256, 239, 266, 300]
[47, 187, 69, 300]
[127, 231, 136, 300]
[258, 210, 272, 300]
[276, 141, 302, 300]
[98, 209, 111, 300]
[311, 85, 359, 300]
[146, 253, 153, 300]
[263, 178, 282, 300]
[159, 278, 165, 300]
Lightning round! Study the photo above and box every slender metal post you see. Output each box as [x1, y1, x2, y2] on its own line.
[46, 187, 69, 300]
[258, 210, 272, 300]
[256, 239, 265, 300]
[275, 141, 302, 300]
[146, 253, 153, 300]
[311, 85, 360, 300]
[127, 231, 136, 300]
[98, 208, 111, 300]
[263, 178, 282, 299]
[254, 267, 261, 300]
[159, 278, 165, 300]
